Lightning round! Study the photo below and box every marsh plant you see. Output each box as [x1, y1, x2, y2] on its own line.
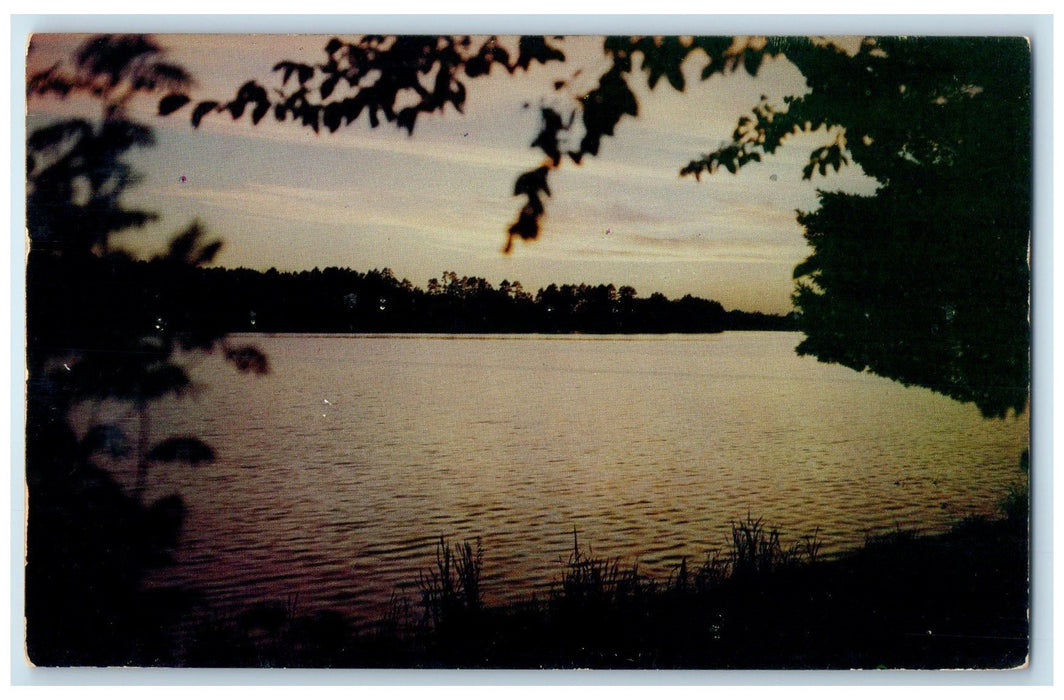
[418, 536, 484, 630]
[728, 514, 822, 580]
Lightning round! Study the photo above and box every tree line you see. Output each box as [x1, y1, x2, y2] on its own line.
[29, 256, 796, 342]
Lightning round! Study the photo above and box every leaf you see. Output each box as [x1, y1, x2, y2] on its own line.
[340, 95, 366, 124]
[191, 101, 218, 128]
[26, 119, 92, 152]
[193, 239, 223, 266]
[507, 206, 542, 245]
[147, 436, 215, 464]
[158, 93, 191, 116]
[165, 221, 205, 263]
[464, 55, 490, 78]
[81, 424, 129, 458]
[451, 80, 467, 112]
[646, 68, 662, 90]
[152, 61, 192, 88]
[320, 75, 339, 100]
[141, 364, 191, 400]
[274, 60, 299, 85]
[744, 50, 763, 76]
[225, 344, 269, 374]
[227, 98, 247, 120]
[322, 102, 343, 132]
[515, 36, 566, 71]
[396, 107, 418, 135]
[666, 67, 685, 92]
[251, 101, 270, 125]
[237, 81, 268, 104]
[302, 105, 321, 133]
[489, 44, 511, 66]
[513, 166, 551, 199]
[531, 108, 565, 165]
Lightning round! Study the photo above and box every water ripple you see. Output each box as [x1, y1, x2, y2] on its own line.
[125, 332, 1031, 624]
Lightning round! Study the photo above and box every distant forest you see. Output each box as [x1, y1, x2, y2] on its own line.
[32, 258, 797, 338]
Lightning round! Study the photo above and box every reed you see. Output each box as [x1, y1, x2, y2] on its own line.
[552, 528, 649, 611]
[172, 509, 1027, 669]
[417, 536, 483, 630]
[728, 513, 814, 579]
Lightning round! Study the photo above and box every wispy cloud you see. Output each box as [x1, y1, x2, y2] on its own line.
[24, 32, 880, 313]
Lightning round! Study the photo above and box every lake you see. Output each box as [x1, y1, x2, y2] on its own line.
[87, 332, 1029, 628]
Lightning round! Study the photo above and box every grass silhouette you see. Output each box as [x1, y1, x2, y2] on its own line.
[171, 508, 1027, 669]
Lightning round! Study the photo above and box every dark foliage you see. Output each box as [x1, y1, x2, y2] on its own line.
[25, 34, 265, 666]
[684, 37, 1032, 417]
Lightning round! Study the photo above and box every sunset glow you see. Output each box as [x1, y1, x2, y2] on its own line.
[26, 32, 879, 314]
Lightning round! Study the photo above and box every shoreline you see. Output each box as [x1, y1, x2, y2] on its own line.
[40, 507, 1028, 669]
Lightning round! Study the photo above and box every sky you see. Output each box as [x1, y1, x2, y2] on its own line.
[24, 32, 883, 314]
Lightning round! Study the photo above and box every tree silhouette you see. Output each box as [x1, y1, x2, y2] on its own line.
[25, 34, 267, 665]
[167, 34, 1030, 417]
[687, 37, 1031, 418]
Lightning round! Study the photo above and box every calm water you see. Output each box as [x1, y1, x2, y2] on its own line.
[81, 332, 1029, 626]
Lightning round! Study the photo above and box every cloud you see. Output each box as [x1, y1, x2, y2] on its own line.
[159, 182, 361, 227]
[505, 216, 809, 265]
[24, 32, 878, 314]
[150, 180, 515, 255]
